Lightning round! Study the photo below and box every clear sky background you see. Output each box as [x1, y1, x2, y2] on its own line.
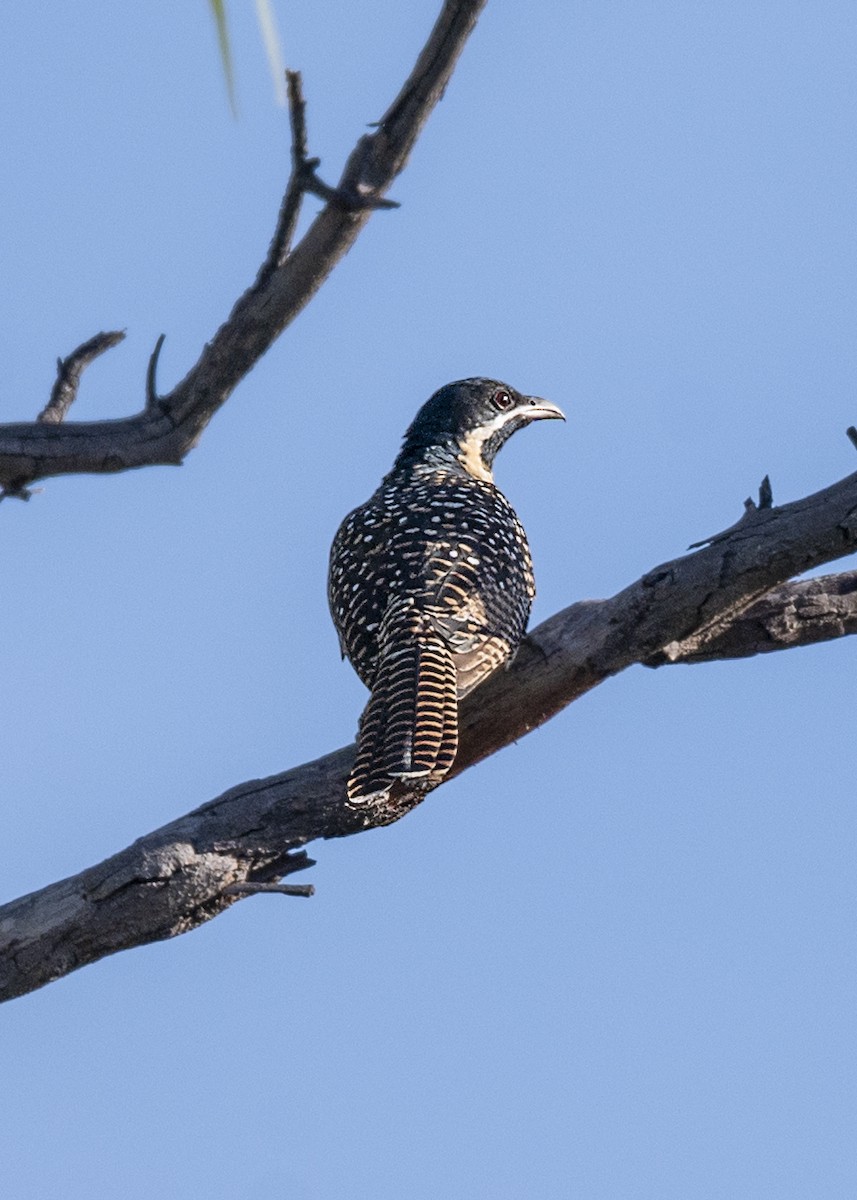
[2, 3, 856, 1197]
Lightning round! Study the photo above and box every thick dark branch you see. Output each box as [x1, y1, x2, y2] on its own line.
[2, 462, 856, 1002]
[0, 0, 487, 491]
[650, 570, 857, 664]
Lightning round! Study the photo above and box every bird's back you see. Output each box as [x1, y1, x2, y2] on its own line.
[328, 376, 563, 804]
[329, 461, 535, 801]
[329, 460, 534, 695]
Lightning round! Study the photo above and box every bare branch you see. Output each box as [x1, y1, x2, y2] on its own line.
[649, 569, 857, 664]
[258, 71, 326, 284]
[224, 883, 315, 898]
[2, 461, 856, 1002]
[145, 334, 167, 412]
[690, 474, 774, 548]
[37, 331, 126, 425]
[223, 849, 316, 898]
[0, 0, 487, 492]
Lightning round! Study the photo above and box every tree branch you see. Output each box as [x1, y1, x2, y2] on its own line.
[38, 331, 127, 426]
[0, 0, 487, 493]
[2, 461, 856, 1002]
[650, 569, 857, 664]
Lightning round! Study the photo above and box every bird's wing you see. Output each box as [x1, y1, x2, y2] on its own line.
[422, 554, 524, 697]
[328, 497, 395, 684]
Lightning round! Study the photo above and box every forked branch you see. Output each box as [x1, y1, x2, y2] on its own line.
[0, 0, 487, 494]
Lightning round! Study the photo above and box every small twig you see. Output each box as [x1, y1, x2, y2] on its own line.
[287, 68, 310, 168]
[146, 334, 167, 411]
[260, 72, 398, 286]
[756, 474, 773, 509]
[224, 882, 315, 898]
[37, 331, 126, 425]
[301, 147, 401, 212]
[689, 475, 774, 548]
[0, 484, 42, 504]
[1, 2, 481, 491]
[260, 71, 312, 278]
[742, 474, 774, 517]
[222, 847, 316, 897]
[290, 77, 399, 212]
[846, 426, 857, 452]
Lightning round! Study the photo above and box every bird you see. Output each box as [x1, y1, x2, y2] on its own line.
[328, 377, 564, 804]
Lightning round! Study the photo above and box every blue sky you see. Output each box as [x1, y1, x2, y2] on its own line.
[2, 3, 856, 1197]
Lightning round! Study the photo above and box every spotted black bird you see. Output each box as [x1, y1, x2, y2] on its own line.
[329, 377, 564, 803]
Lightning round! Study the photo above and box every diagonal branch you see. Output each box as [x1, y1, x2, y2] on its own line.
[0, 0, 487, 493]
[2, 460, 856, 1002]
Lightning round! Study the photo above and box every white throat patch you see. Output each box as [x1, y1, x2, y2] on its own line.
[455, 410, 517, 482]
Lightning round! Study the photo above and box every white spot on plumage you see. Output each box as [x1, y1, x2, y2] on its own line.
[327, 377, 557, 800]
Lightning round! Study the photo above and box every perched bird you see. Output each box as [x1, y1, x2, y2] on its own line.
[329, 377, 564, 803]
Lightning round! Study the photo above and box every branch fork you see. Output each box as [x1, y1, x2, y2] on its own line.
[2, 0, 856, 1004]
[0, 1, 488, 494]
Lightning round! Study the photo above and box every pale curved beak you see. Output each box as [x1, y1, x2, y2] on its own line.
[523, 396, 566, 422]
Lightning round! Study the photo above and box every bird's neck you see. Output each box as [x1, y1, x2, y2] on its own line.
[392, 437, 494, 484]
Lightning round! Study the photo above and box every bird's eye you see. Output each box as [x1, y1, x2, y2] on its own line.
[492, 388, 514, 411]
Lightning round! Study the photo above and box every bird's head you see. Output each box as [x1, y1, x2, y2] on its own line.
[397, 377, 565, 481]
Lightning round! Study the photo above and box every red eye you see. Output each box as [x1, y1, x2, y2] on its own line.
[492, 388, 513, 411]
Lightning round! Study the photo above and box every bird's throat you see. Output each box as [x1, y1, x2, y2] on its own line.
[455, 426, 495, 483]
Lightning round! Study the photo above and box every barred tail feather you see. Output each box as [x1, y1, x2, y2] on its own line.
[406, 633, 458, 777]
[348, 680, 391, 802]
[347, 609, 459, 802]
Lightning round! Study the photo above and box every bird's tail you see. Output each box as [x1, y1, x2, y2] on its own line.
[348, 606, 458, 803]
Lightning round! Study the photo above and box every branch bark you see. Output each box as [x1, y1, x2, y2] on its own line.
[0, 0, 487, 493]
[2, 464, 856, 1002]
[2, 0, 855, 1009]
[651, 569, 857, 664]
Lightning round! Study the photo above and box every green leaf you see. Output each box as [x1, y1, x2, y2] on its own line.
[208, 0, 238, 116]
